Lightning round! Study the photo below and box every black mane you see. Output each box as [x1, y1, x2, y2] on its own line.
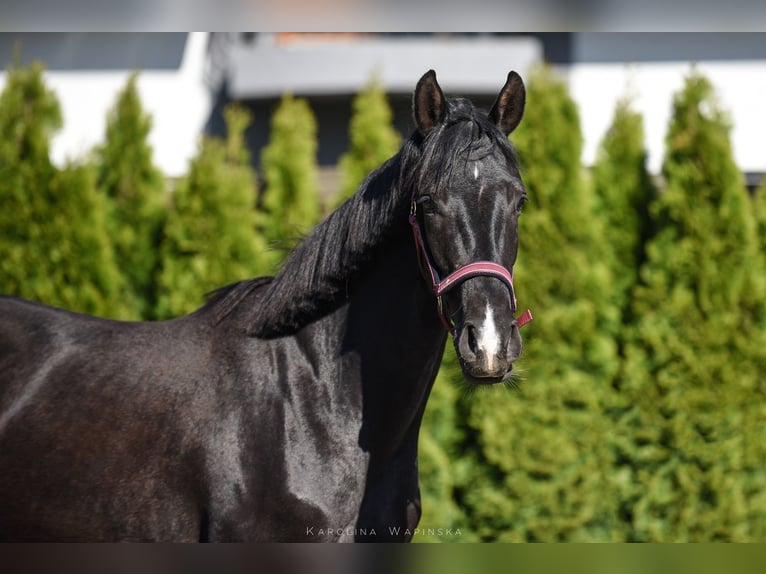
[249, 149, 413, 338]
[204, 97, 518, 338]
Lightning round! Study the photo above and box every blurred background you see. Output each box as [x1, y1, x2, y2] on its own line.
[2, 33, 765, 183]
[1, 32, 766, 542]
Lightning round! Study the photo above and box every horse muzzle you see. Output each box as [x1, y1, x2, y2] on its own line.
[455, 308, 523, 384]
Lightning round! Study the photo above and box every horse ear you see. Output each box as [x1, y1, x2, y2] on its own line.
[413, 70, 446, 135]
[489, 71, 526, 136]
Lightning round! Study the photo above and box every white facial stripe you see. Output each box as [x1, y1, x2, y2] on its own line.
[477, 304, 500, 370]
[473, 164, 479, 180]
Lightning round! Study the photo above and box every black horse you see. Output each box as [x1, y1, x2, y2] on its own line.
[0, 70, 530, 542]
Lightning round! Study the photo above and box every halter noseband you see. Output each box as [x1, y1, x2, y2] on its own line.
[408, 190, 533, 335]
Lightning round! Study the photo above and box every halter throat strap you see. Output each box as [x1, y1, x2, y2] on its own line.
[408, 191, 533, 334]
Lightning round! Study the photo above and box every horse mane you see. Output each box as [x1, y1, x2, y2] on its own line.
[203, 97, 518, 338]
[203, 276, 274, 325]
[249, 148, 415, 338]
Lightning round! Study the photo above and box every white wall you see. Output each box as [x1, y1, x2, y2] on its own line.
[0, 32, 211, 178]
[568, 60, 766, 174]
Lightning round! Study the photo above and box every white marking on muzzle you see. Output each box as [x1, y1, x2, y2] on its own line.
[477, 304, 500, 371]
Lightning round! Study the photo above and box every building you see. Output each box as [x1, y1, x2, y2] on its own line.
[0, 32, 212, 178]
[559, 33, 766, 187]
[2, 32, 765, 188]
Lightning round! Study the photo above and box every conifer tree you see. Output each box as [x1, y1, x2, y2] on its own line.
[155, 105, 269, 319]
[591, 97, 655, 319]
[752, 175, 766, 377]
[336, 75, 401, 206]
[620, 70, 766, 541]
[96, 72, 165, 319]
[754, 175, 766, 268]
[46, 162, 126, 316]
[445, 65, 623, 541]
[0, 62, 124, 318]
[260, 93, 320, 258]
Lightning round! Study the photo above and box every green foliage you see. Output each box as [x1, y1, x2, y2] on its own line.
[336, 74, 401, 205]
[754, 174, 766, 283]
[155, 105, 269, 319]
[0, 62, 124, 318]
[96, 72, 165, 319]
[619, 70, 766, 541]
[511, 65, 621, 357]
[260, 93, 320, 257]
[592, 97, 655, 317]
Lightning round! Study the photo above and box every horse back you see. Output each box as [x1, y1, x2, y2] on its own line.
[0, 295, 186, 407]
[0, 295, 218, 541]
[0, 296, 81, 408]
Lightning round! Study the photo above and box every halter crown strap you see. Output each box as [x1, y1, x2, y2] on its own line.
[409, 193, 533, 334]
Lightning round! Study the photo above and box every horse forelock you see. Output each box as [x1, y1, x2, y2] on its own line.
[414, 102, 519, 198]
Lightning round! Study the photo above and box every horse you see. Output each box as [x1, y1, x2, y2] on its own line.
[0, 69, 531, 542]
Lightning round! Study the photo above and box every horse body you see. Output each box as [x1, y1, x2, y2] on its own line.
[0, 70, 528, 541]
[0, 231, 444, 541]
[0, 298, 208, 540]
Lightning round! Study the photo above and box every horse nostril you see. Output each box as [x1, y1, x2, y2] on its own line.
[467, 324, 479, 356]
[458, 323, 479, 362]
[506, 322, 522, 362]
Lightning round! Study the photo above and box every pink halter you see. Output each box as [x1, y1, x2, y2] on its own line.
[408, 190, 533, 335]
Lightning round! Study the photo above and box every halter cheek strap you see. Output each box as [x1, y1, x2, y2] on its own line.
[409, 192, 533, 335]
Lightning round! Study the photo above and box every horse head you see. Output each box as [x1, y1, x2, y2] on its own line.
[409, 70, 530, 384]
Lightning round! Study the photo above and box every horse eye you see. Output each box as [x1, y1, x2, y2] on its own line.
[418, 195, 436, 214]
[516, 195, 528, 214]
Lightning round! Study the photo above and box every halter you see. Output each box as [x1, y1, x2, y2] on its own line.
[408, 190, 533, 335]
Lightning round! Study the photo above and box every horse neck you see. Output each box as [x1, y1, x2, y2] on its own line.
[341, 227, 448, 462]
